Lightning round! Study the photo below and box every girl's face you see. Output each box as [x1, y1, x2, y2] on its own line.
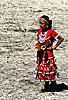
[40, 19, 48, 31]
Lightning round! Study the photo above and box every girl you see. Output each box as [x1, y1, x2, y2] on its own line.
[35, 15, 64, 92]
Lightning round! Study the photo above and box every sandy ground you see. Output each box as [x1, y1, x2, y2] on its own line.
[0, 0, 68, 100]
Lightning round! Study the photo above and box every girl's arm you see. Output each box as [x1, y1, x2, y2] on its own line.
[47, 35, 64, 50]
[52, 35, 64, 49]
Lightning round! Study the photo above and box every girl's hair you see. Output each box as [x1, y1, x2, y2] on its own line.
[40, 15, 52, 29]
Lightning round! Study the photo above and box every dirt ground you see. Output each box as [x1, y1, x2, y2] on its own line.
[0, 0, 68, 100]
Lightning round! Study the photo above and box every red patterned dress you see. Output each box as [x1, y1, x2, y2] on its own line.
[35, 28, 59, 81]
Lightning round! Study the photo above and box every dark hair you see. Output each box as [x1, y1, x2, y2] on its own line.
[40, 15, 52, 29]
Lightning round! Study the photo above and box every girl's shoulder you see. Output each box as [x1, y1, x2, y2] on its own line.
[37, 28, 42, 36]
[48, 29, 54, 32]
[47, 29, 53, 35]
[48, 29, 58, 34]
[38, 28, 42, 32]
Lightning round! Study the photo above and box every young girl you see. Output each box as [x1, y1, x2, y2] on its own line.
[35, 15, 64, 92]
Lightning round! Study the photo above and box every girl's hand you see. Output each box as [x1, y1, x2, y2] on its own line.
[52, 45, 56, 50]
[47, 46, 53, 50]
[47, 45, 56, 50]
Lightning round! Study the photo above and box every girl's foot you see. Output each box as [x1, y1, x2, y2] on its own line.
[41, 81, 49, 92]
[50, 81, 57, 92]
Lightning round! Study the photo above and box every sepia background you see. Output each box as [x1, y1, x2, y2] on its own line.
[0, 0, 68, 100]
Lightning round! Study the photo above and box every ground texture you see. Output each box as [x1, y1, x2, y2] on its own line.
[0, 0, 68, 100]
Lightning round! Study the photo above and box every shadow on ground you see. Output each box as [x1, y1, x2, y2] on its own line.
[19, 79, 68, 92]
[54, 83, 68, 92]
[41, 83, 68, 92]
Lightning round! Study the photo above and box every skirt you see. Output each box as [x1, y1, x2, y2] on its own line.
[36, 49, 58, 81]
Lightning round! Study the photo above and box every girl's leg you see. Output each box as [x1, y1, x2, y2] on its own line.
[50, 81, 57, 91]
[41, 81, 49, 92]
[44, 81, 49, 91]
